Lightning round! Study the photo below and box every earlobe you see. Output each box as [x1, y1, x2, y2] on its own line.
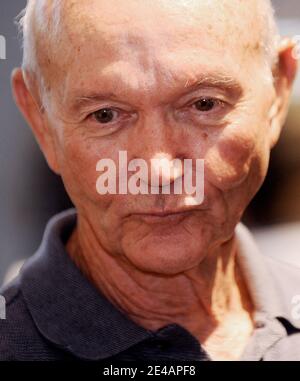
[11, 68, 60, 174]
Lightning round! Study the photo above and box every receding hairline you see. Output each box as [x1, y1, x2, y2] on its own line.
[16, 0, 280, 85]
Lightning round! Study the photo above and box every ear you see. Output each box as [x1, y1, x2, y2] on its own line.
[269, 38, 298, 148]
[11, 68, 60, 174]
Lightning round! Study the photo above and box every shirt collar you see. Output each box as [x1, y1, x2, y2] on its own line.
[20, 209, 153, 360]
[235, 223, 300, 330]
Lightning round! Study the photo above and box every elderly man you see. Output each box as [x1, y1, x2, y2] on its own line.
[0, 0, 299, 361]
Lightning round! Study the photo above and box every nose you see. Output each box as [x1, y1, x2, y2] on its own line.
[150, 152, 183, 188]
[131, 110, 186, 188]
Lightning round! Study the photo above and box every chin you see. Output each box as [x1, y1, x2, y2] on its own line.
[123, 232, 208, 275]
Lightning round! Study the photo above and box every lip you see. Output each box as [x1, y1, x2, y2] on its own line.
[131, 210, 196, 224]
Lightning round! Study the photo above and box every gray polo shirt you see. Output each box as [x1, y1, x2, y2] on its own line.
[0, 209, 300, 361]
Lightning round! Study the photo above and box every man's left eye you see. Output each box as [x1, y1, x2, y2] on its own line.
[193, 98, 220, 112]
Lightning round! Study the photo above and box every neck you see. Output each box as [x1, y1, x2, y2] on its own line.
[66, 216, 254, 358]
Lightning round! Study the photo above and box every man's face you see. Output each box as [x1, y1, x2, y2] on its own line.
[40, 0, 276, 274]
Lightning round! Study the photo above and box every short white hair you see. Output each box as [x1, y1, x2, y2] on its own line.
[16, 0, 280, 79]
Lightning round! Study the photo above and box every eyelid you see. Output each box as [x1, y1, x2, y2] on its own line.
[83, 103, 127, 117]
[175, 85, 231, 104]
[175, 94, 226, 110]
[91, 108, 119, 122]
[87, 107, 137, 126]
[184, 97, 226, 112]
[91, 106, 120, 114]
[175, 97, 230, 125]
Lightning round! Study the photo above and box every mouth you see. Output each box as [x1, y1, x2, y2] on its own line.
[130, 210, 196, 224]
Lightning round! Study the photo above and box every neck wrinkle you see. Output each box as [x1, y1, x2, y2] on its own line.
[66, 218, 254, 342]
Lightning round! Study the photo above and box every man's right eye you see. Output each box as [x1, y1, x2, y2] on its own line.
[92, 108, 119, 124]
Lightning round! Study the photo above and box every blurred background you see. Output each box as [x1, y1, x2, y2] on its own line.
[0, 1, 299, 285]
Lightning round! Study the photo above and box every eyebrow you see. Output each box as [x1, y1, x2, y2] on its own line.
[72, 92, 122, 110]
[184, 75, 242, 93]
[70, 73, 243, 110]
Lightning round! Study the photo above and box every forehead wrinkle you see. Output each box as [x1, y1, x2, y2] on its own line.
[60, 16, 252, 110]
[68, 69, 243, 114]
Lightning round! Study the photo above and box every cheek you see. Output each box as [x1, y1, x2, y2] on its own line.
[205, 127, 269, 190]
[56, 132, 116, 206]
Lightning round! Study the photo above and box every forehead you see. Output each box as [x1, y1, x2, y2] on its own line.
[59, 0, 259, 37]
[42, 0, 266, 97]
